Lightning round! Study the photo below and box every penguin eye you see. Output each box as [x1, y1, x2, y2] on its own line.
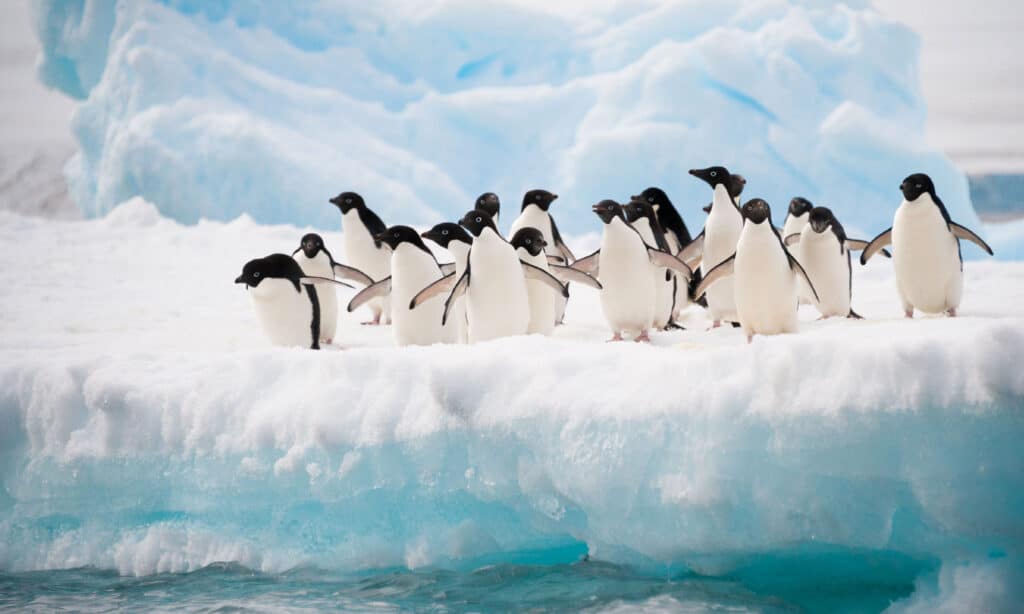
[253, 272, 261, 278]
[534, 194, 540, 200]
[647, 197, 654, 203]
[441, 229, 449, 235]
[710, 171, 717, 177]
[916, 184, 921, 189]
[345, 198, 352, 204]
[475, 216, 482, 223]
[526, 239, 532, 244]
[393, 232, 399, 238]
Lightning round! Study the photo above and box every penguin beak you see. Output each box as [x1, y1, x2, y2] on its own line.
[630, 194, 640, 201]
[373, 232, 387, 243]
[234, 275, 246, 286]
[550, 194, 558, 201]
[688, 169, 700, 177]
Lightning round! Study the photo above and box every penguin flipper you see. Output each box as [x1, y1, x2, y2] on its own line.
[694, 254, 735, 299]
[346, 276, 392, 312]
[300, 275, 355, 290]
[678, 233, 704, 270]
[847, 309, 864, 320]
[546, 254, 567, 265]
[549, 263, 602, 290]
[787, 254, 820, 303]
[439, 262, 456, 275]
[845, 239, 891, 258]
[859, 228, 893, 264]
[442, 269, 470, 325]
[950, 223, 994, 255]
[549, 217, 576, 263]
[647, 247, 692, 282]
[520, 261, 569, 297]
[572, 250, 600, 276]
[409, 272, 457, 310]
[784, 233, 801, 247]
[332, 262, 375, 286]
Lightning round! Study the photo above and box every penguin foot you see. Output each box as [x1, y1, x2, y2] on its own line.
[746, 335, 753, 344]
[712, 320, 721, 328]
[904, 310, 914, 319]
[322, 338, 333, 344]
[947, 308, 957, 317]
[634, 331, 651, 343]
[730, 321, 742, 328]
[607, 333, 624, 342]
[663, 321, 685, 331]
[361, 314, 382, 326]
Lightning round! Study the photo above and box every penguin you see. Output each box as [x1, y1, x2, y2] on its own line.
[346, 226, 455, 346]
[291, 233, 374, 344]
[781, 197, 815, 305]
[475, 192, 501, 227]
[699, 173, 746, 215]
[632, 187, 697, 320]
[573, 200, 692, 342]
[510, 227, 558, 336]
[329, 191, 391, 325]
[235, 254, 353, 349]
[508, 189, 576, 325]
[860, 173, 994, 317]
[685, 166, 745, 327]
[695, 199, 818, 343]
[784, 207, 888, 319]
[421, 222, 474, 343]
[623, 199, 678, 330]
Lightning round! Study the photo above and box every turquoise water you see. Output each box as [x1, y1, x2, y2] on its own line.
[0, 558, 917, 613]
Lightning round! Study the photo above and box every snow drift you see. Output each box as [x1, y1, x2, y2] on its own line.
[33, 0, 981, 239]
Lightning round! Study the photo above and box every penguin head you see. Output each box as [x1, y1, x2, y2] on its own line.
[510, 227, 548, 256]
[475, 192, 500, 219]
[624, 197, 656, 224]
[522, 189, 558, 212]
[688, 166, 733, 189]
[741, 198, 772, 225]
[788, 197, 813, 218]
[592, 200, 625, 225]
[729, 174, 747, 198]
[900, 173, 935, 202]
[808, 207, 836, 234]
[235, 254, 302, 291]
[459, 209, 499, 237]
[298, 233, 326, 259]
[374, 225, 429, 251]
[328, 191, 365, 213]
[422, 222, 472, 249]
[632, 187, 670, 212]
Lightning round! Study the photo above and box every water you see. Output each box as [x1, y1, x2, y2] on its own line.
[0, 559, 917, 613]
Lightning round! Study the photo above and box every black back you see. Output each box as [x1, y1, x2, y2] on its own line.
[329, 191, 387, 247]
[634, 187, 692, 247]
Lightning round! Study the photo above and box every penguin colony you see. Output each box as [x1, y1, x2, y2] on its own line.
[235, 169, 994, 348]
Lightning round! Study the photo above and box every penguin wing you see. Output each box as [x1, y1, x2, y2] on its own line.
[332, 262, 375, 286]
[346, 276, 392, 312]
[549, 217, 576, 263]
[300, 275, 355, 289]
[844, 239, 891, 258]
[784, 233, 801, 246]
[442, 268, 470, 325]
[409, 272, 457, 309]
[358, 208, 388, 249]
[572, 250, 600, 277]
[549, 263, 602, 290]
[859, 228, 893, 265]
[950, 223, 994, 255]
[694, 254, 735, 299]
[647, 247, 692, 282]
[787, 254, 820, 303]
[439, 262, 456, 275]
[520, 261, 569, 297]
[546, 254, 567, 265]
[677, 233, 704, 270]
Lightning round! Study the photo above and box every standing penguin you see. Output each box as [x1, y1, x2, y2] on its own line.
[291, 233, 374, 344]
[782, 197, 815, 305]
[346, 226, 455, 346]
[511, 227, 558, 336]
[860, 173, 993, 317]
[624, 199, 678, 330]
[695, 199, 818, 343]
[421, 222, 474, 343]
[632, 187, 697, 320]
[686, 166, 745, 327]
[329, 191, 391, 325]
[784, 207, 888, 319]
[475, 192, 501, 227]
[235, 254, 353, 349]
[573, 200, 691, 342]
[508, 189, 576, 325]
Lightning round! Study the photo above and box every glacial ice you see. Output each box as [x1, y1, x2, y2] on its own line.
[32, 0, 986, 242]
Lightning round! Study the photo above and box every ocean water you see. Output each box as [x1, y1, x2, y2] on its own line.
[0, 557, 918, 613]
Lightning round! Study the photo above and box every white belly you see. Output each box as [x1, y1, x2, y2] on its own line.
[633, 219, 674, 328]
[293, 251, 338, 341]
[784, 213, 814, 304]
[518, 249, 556, 335]
[467, 232, 530, 342]
[248, 278, 315, 348]
[598, 219, 656, 333]
[734, 226, 797, 336]
[892, 198, 962, 313]
[389, 245, 455, 346]
[446, 243, 471, 343]
[797, 231, 851, 317]
[342, 210, 391, 318]
[702, 186, 743, 322]
[510, 205, 566, 323]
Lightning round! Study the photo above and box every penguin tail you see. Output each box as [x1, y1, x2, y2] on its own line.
[847, 309, 864, 320]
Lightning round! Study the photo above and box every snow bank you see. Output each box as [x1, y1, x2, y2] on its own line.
[1, 204, 1022, 614]
[33, 0, 981, 240]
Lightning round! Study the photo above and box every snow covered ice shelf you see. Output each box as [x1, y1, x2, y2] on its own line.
[1, 201, 1022, 611]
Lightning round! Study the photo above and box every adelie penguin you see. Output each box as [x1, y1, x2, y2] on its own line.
[633, 187, 698, 320]
[573, 200, 692, 342]
[421, 222, 473, 343]
[475, 192, 501, 227]
[508, 189, 576, 325]
[695, 199, 819, 343]
[235, 254, 354, 349]
[860, 173, 993, 317]
[624, 199, 679, 331]
[784, 207, 888, 319]
[329, 191, 391, 325]
[782, 197, 815, 305]
[291, 233, 374, 344]
[347, 226, 456, 347]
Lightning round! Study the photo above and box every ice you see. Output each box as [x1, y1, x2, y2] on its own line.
[0, 202, 1021, 613]
[31, 0, 984, 241]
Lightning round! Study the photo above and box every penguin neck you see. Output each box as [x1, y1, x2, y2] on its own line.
[743, 220, 776, 241]
[447, 241, 471, 263]
[476, 226, 504, 245]
[710, 185, 740, 219]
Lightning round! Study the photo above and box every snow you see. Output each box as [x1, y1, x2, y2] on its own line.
[32, 0, 983, 239]
[0, 202, 1021, 613]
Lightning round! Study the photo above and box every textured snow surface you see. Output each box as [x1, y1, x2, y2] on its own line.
[1, 202, 1022, 614]
[34, 0, 982, 239]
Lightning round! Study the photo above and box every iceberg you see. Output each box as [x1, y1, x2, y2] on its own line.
[32, 0, 983, 241]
